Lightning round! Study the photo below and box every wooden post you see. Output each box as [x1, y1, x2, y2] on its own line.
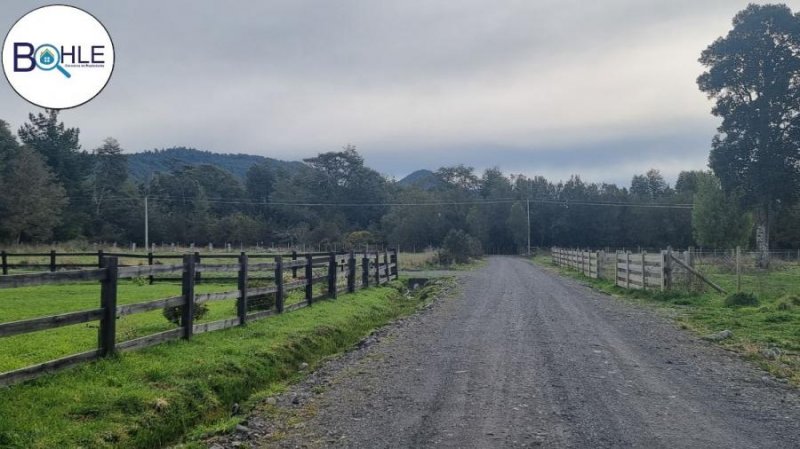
[237, 252, 248, 325]
[97, 249, 104, 269]
[664, 247, 673, 291]
[1, 250, 7, 275]
[374, 253, 380, 285]
[275, 255, 285, 312]
[99, 256, 119, 357]
[362, 253, 369, 288]
[625, 251, 631, 289]
[147, 251, 154, 285]
[614, 251, 619, 286]
[392, 248, 399, 280]
[384, 249, 390, 283]
[291, 250, 298, 279]
[660, 250, 666, 292]
[181, 254, 196, 340]
[686, 247, 694, 290]
[641, 251, 647, 290]
[347, 250, 356, 293]
[194, 252, 201, 283]
[327, 252, 337, 299]
[736, 246, 741, 293]
[597, 251, 603, 279]
[50, 250, 56, 272]
[305, 254, 313, 305]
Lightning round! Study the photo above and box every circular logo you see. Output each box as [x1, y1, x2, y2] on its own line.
[2, 5, 114, 109]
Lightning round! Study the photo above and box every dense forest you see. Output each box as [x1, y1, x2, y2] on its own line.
[0, 109, 797, 253]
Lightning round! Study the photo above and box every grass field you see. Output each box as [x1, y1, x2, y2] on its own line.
[0, 279, 443, 448]
[533, 253, 800, 384]
[0, 276, 323, 373]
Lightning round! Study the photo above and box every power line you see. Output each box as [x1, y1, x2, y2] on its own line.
[64, 194, 695, 209]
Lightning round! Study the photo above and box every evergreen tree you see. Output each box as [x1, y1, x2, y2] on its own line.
[0, 147, 67, 243]
[698, 4, 800, 265]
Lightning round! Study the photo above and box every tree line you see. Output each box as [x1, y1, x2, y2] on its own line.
[0, 109, 792, 252]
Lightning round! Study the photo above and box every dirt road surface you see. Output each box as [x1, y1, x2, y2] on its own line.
[218, 257, 800, 448]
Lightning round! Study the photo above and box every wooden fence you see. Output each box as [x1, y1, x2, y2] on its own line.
[553, 247, 669, 290]
[550, 248, 603, 279]
[0, 249, 377, 284]
[0, 249, 399, 387]
[551, 247, 724, 294]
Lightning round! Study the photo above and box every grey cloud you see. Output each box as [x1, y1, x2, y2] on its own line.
[0, 0, 789, 184]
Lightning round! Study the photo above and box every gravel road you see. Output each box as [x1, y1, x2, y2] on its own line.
[215, 256, 800, 448]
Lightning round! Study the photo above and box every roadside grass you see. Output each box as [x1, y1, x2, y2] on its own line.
[532, 254, 800, 385]
[0, 280, 441, 449]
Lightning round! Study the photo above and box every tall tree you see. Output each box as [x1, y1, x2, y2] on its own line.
[90, 137, 127, 215]
[0, 147, 67, 243]
[0, 120, 19, 172]
[698, 4, 800, 265]
[692, 173, 752, 249]
[18, 110, 89, 238]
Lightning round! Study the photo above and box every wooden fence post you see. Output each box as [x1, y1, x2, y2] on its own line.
[327, 252, 337, 299]
[305, 254, 313, 305]
[99, 256, 119, 357]
[625, 251, 631, 289]
[1, 250, 7, 275]
[347, 250, 356, 293]
[275, 255, 285, 312]
[686, 246, 695, 291]
[641, 251, 647, 290]
[362, 253, 370, 288]
[614, 251, 619, 286]
[392, 248, 399, 280]
[291, 250, 298, 279]
[374, 253, 380, 285]
[383, 249, 390, 283]
[97, 249, 104, 269]
[181, 254, 196, 340]
[660, 250, 666, 292]
[194, 252, 201, 283]
[237, 252, 248, 325]
[50, 250, 56, 272]
[736, 246, 741, 293]
[597, 251, 603, 279]
[664, 247, 673, 291]
[148, 251, 155, 285]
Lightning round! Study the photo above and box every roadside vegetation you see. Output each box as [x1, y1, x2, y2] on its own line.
[533, 253, 800, 385]
[0, 280, 448, 448]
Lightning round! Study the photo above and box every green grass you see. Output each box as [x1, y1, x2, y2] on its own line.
[533, 253, 800, 384]
[0, 280, 439, 448]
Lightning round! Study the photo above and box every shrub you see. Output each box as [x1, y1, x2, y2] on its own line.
[763, 313, 793, 323]
[440, 229, 482, 264]
[163, 303, 209, 325]
[724, 292, 759, 308]
[247, 293, 276, 311]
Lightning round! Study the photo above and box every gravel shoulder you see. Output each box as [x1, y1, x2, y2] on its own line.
[208, 256, 800, 449]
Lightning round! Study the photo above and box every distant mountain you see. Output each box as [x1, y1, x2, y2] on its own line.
[127, 147, 307, 182]
[397, 169, 442, 190]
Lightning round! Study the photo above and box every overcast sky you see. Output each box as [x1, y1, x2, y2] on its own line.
[3, 1, 798, 186]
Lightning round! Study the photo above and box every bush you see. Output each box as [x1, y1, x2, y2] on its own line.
[440, 229, 482, 264]
[163, 303, 209, 325]
[724, 292, 759, 308]
[247, 293, 276, 311]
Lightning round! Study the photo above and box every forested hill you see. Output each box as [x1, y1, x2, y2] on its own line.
[396, 169, 443, 190]
[127, 147, 307, 181]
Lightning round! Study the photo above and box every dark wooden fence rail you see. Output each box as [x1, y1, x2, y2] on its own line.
[0, 249, 399, 387]
[0, 250, 385, 284]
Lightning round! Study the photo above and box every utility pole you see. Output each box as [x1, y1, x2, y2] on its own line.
[144, 195, 149, 251]
[526, 198, 531, 256]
